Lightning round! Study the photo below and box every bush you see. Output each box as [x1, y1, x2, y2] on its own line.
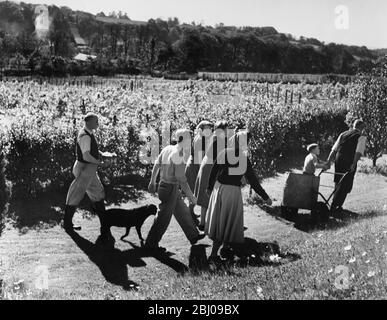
[0, 80, 352, 200]
[0, 150, 11, 236]
[245, 99, 347, 176]
[346, 69, 387, 166]
[6, 123, 75, 199]
[5, 115, 143, 199]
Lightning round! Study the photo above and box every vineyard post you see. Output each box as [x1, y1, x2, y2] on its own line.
[277, 86, 280, 102]
[285, 90, 288, 104]
[299, 93, 302, 104]
[291, 90, 293, 104]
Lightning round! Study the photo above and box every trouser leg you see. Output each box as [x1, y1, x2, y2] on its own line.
[64, 162, 94, 230]
[145, 183, 177, 248]
[91, 199, 109, 237]
[174, 192, 199, 243]
[331, 189, 347, 211]
[66, 162, 96, 206]
[63, 205, 79, 231]
[331, 171, 355, 210]
[210, 240, 222, 257]
[86, 171, 105, 203]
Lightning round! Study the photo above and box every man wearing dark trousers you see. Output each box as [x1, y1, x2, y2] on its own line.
[64, 113, 108, 233]
[327, 120, 367, 212]
[145, 129, 205, 253]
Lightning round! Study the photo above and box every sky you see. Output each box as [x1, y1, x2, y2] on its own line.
[21, 0, 387, 48]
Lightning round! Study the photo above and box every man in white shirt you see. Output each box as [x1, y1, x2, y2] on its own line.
[327, 120, 367, 212]
[145, 129, 205, 253]
[64, 113, 108, 232]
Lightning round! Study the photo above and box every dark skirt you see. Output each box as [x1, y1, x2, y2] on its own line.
[205, 182, 244, 244]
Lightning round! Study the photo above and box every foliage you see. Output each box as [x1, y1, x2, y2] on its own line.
[0, 79, 354, 199]
[0, 1, 380, 76]
[346, 61, 387, 166]
[0, 147, 11, 236]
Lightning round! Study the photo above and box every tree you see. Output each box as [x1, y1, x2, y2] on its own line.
[347, 60, 387, 166]
[48, 6, 74, 57]
[0, 151, 11, 237]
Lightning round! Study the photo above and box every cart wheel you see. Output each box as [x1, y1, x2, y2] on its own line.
[311, 202, 329, 222]
[281, 206, 298, 219]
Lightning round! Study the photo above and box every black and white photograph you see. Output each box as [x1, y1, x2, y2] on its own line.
[0, 0, 387, 305]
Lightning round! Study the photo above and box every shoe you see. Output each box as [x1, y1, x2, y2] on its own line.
[190, 232, 206, 245]
[208, 255, 223, 267]
[63, 223, 81, 232]
[220, 246, 234, 260]
[191, 215, 200, 226]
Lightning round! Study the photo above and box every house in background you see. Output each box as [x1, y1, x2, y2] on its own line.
[70, 24, 90, 53]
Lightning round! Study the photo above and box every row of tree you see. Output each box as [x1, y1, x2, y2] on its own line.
[0, 0, 383, 76]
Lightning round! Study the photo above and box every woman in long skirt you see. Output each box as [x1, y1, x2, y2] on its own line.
[205, 131, 273, 262]
[185, 121, 214, 222]
[194, 120, 229, 230]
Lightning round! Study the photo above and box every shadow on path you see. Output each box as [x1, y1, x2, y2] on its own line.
[68, 231, 188, 290]
[260, 205, 380, 233]
[188, 238, 301, 273]
[7, 174, 149, 233]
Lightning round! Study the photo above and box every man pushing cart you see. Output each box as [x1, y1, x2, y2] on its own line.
[281, 119, 367, 220]
[326, 120, 367, 213]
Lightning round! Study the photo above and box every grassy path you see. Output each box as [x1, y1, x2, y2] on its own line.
[1, 168, 386, 300]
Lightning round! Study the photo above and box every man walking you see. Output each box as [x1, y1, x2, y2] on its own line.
[327, 120, 367, 212]
[145, 129, 205, 252]
[64, 113, 108, 232]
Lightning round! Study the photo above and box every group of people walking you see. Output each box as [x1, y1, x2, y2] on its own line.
[63, 113, 366, 263]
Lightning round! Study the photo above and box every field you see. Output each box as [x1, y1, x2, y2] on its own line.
[0, 78, 386, 300]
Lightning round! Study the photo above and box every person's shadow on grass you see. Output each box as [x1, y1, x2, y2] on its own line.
[67, 231, 188, 290]
[187, 239, 301, 272]
[260, 205, 379, 232]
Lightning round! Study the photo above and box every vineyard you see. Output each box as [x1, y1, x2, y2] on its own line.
[0, 78, 355, 201]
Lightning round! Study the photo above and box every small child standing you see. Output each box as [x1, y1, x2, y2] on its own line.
[303, 143, 330, 175]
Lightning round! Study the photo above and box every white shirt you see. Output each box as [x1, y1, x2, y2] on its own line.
[332, 130, 367, 156]
[303, 153, 318, 175]
[78, 127, 93, 154]
[155, 145, 189, 185]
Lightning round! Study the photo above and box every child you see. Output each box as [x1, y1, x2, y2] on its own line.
[303, 143, 330, 175]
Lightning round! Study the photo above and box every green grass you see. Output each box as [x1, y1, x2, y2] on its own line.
[358, 155, 387, 177]
[1, 169, 386, 300]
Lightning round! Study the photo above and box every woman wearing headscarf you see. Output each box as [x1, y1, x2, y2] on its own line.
[185, 120, 214, 223]
[205, 130, 273, 262]
[194, 120, 229, 231]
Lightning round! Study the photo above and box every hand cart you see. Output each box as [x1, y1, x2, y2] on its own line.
[281, 170, 350, 222]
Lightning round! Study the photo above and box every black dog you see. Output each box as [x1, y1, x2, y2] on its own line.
[97, 204, 157, 245]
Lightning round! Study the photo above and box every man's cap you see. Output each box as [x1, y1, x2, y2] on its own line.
[174, 129, 193, 143]
[307, 143, 319, 152]
[353, 119, 365, 129]
[196, 120, 213, 131]
[84, 112, 98, 122]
